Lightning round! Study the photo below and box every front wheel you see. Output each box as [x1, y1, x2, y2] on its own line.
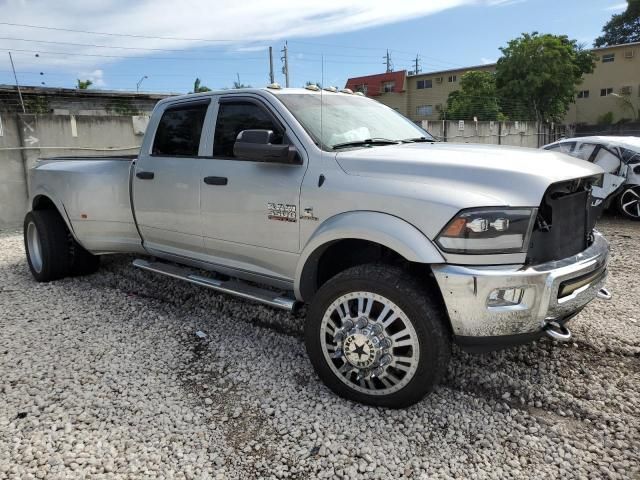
[304, 264, 451, 408]
[617, 185, 640, 220]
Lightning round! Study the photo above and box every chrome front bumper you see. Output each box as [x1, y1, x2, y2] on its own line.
[432, 231, 609, 341]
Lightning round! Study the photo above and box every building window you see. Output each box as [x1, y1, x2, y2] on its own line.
[355, 84, 368, 95]
[416, 79, 433, 89]
[601, 88, 613, 97]
[416, 105, 433, 116]
[620, 86, 632, 96]
[448, 75, 457, 83]
[381, 81, 395, 93]
[577, 90, 590, 99]
[602, 53, 615, 63]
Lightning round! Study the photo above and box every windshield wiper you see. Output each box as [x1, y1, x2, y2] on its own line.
[331, 138, 400, 150]
[401, 137, 436, 143]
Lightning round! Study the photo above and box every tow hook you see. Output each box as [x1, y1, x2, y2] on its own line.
[543, 321, 572, 342]
[597, 287, 612, 300]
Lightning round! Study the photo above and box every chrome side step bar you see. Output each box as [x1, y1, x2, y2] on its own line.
[132, 259, 299, 312]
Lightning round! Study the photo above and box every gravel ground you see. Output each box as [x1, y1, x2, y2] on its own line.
[1, 217, 639, 480]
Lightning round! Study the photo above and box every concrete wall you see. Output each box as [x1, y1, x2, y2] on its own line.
[422, 120, 563, 148]
[0, 113, 147, 227]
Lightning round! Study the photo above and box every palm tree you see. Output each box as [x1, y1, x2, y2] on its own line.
[192, 78, 211, 93]
[233, 81, 251, 89]
[77, 79, 93, 89]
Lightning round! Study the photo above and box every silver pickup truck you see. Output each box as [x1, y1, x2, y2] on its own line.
[24, 86, 611, 407]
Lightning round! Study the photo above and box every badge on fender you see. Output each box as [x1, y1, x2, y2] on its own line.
[267, 203, 297, 222]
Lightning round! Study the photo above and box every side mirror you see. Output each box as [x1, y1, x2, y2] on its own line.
[233, 129, 301, 165]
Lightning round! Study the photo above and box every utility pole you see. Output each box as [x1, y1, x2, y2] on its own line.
[268, 46, 275, 84]
[383, 49, 393, 73]
[8, 52, 25, 113]
[414, 54, 421, 75]
[281, 41, 289, 88]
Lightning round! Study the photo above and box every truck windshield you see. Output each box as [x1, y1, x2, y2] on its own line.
[275, 93, 435, 151]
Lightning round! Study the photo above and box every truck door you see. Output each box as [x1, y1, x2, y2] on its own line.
[199, 95, 308, 279]
[133, 99, 210, 257]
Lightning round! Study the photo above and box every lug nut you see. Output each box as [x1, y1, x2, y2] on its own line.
[342, 319, 354, 330]
[379, 354, 392, 366]
[371, 366, 384, 378]
[334, 330, 345, 342]
[380, 338, 392, 349]
[356, 369, 369, 382]
[370, 323, 383, 335]
[355, 317, 368, 329]
[331, 348, 343, 359]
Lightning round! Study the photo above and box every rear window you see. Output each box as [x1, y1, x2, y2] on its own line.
[152, 103, 208, 156]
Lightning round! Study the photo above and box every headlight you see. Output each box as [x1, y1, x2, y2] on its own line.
[436, 208, 536, 254]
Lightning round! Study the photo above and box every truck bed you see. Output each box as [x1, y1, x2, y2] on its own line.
[31, 155, 143, 254]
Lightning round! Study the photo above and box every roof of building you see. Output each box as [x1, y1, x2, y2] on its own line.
[344, 70, 406, 96]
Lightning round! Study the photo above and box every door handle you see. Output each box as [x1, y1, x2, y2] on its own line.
[136, 171, 155, 180]
[204, 176, 228, 186]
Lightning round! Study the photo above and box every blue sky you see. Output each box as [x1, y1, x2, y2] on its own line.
[0, 0, 627, 94]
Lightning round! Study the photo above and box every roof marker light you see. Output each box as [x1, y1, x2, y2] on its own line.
[305, 84, 320, 91]
[323, 86, 338, 92]
[339, 88, 353, 94]
[267, 82, 282, 89]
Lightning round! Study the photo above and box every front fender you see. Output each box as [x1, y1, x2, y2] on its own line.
[294, 211, 445, 300]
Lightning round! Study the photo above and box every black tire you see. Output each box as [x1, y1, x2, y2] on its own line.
[305, 264, 451, 408]
[69, 237, 100, 276]
[23, 210, 71, 282]
[616, 185, 640, 220]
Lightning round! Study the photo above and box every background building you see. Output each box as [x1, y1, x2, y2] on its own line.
[346, 42, 639, 126]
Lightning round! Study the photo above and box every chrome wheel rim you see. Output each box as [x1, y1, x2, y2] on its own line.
[26, 221, 43, 273]
[320, 291, 420, 396]
[620, 186, 640, 219]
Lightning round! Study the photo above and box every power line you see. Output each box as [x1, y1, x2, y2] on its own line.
[0, 22, 234, 43]
[0, 36, 216, 53]
[0, 47, 265, 61]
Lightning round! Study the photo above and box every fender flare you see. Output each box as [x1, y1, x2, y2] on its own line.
[294, 211, 445, 300]
[30, 188, 80, 244]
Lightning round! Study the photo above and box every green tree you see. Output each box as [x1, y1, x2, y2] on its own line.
[594, 0, 640, 47]
[495, 32, 596, 122]
[76, 79, 93, 89]
[443, 71, 503, 121]
[192, 78, 211, 93]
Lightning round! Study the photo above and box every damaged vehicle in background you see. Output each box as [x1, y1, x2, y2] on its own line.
[543, 136, 640, 220]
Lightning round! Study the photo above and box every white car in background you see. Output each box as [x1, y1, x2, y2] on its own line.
[543, 136, 640, 220]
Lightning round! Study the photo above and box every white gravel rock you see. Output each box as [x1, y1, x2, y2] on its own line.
[0, 217, 639, 479]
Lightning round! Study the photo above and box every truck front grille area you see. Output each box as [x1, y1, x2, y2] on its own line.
[526, 177, 601, 265]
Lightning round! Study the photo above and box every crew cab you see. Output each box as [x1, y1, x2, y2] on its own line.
[24, 86, 611, 407]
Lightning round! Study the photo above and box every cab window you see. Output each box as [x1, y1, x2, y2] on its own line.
[213, 101, 285, 158]
[546, 142, 575, 154]
[152, 103, 208, 157]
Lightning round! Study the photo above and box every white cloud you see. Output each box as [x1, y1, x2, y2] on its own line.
[605, 2, 626, 10]
[2, 0, 517, 70]
[481, 57, 497, 64]
[486, 0, 526, 6]
[77, 69, 105, 87]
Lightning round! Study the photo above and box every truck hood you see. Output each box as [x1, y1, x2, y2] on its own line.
[335, 143, 604, 206]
